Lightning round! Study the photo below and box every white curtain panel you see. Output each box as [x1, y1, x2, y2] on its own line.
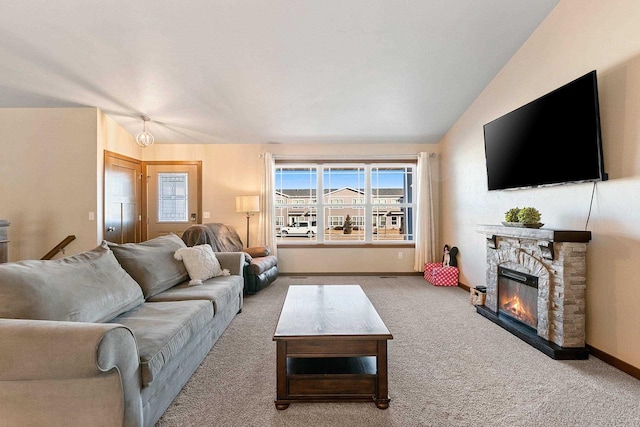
[259, 152, 277, 256]
[413, 152, 436, 271]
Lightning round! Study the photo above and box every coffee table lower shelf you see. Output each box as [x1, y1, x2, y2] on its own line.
[275, 356, 389, 410]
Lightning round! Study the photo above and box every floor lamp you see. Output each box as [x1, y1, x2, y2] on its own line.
[235, 195, 260, 248]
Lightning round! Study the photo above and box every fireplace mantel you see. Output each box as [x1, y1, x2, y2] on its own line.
[476, 224, 591, 243]
[475, 224, 590, 359]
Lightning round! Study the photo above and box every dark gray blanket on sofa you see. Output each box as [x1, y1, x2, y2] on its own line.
[181, 223, 244, 253]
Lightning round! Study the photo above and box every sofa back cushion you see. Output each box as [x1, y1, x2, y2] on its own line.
[107, 234, 189, 298]
[0, 243, 144, 322]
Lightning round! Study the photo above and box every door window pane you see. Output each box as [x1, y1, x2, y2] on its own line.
[158, 173, 188, 222]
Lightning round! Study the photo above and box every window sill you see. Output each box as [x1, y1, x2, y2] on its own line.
[277, 243, 415, 249]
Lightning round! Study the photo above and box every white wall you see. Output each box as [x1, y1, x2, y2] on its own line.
[440, 0, 640, 369]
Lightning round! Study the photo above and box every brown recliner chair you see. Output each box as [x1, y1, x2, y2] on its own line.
[181, 223, 278, 295]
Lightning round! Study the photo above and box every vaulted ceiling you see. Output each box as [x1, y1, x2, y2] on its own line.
[0, 1, 559, 144]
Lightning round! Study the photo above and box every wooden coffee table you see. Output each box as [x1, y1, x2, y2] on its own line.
[273, 285, 393, 410]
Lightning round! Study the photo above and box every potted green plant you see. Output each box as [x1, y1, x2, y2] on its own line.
[517, 207, 542, 228]
[503, 206, 543, 228]
[504, 207, 521, 223]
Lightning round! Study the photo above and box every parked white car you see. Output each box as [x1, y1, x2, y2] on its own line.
[279, 221, 317, 237]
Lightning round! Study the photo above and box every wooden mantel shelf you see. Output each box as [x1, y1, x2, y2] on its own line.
[476, 225, 591, 243]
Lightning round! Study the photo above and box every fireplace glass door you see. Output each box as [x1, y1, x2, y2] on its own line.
[498, 267, 538, 330]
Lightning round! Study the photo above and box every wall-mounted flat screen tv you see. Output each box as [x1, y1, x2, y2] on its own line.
[483, 70, 607, 191]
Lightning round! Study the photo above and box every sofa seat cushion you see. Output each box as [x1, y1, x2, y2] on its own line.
[109, 300, 213, 386]
[107, 234, 189, 299]
[147, 276, 242, 315]
[247, 255, 278, 275]
[0, 243, 144, 322]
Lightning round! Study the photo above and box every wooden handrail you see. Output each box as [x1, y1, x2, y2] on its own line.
[41, 235, 76, 260]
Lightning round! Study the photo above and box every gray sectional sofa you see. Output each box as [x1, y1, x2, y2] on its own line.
[0, 234, 245, 427]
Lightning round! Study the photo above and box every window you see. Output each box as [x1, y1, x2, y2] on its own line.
[329, 216, 344, 227]
[352, 216, 365, 226]
[274, 163, 415, 244]
[158, 173, 188, 222]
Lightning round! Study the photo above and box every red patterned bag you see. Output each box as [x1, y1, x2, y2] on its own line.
[423, 262, 441, 280]
[430, 266, 459, 286]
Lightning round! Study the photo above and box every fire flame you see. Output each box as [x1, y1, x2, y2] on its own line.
[501, 295, 536, 327]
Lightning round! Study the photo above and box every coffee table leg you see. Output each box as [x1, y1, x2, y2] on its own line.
[375, 340, 390, 409]
[275, 340, 289, 410]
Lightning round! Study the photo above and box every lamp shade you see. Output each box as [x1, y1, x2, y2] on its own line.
[236, 195, 260, 213]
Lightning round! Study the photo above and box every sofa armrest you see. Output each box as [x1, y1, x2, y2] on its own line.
[0, 319, 143, 427]
[214, 251, 245, 276]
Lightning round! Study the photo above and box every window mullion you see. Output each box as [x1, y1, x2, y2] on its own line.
[316, 164, 324, 243]
[364, 164, 372, 243]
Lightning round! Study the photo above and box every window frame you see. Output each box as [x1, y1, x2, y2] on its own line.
[157, 172, 189, 223]
[274, 161, 416, 246]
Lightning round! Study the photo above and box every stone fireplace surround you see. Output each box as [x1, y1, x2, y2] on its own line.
[476, 225, 591, 359]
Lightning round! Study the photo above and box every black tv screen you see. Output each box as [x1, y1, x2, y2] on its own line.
[483, 70, 607, 191]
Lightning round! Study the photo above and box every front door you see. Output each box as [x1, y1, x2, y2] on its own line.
[104, 151, 142, 243]
[144, 162, 202, 240]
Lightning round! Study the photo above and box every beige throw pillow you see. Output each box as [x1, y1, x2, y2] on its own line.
[174, 244, 230, 286]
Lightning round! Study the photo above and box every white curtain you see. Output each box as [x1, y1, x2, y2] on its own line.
[413, 152, 436, 271]
[258, 152, 277, 256]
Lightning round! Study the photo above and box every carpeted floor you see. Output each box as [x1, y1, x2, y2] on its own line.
[156, 276, 640, 427]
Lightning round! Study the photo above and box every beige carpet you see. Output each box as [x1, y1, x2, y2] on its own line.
[156, 276, 640, 427]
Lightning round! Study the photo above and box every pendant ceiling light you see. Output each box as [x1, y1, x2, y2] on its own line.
[135, 116, 154, 147]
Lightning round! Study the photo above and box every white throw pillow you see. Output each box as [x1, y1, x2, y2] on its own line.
[174, 245, 230, 286]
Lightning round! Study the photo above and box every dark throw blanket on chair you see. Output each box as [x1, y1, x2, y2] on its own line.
[181, 223, 279, 295]
[181, 224, 244, 252]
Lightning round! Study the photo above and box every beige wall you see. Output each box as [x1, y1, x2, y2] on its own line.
[142, 143, 438, 273]
[0, 108, 98, 260]
[0, 108, 140, 261]
[439, 0, 640, 369]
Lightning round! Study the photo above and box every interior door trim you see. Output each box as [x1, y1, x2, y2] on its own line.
[141, 160, 202, 242]
[104, 150, 143, 243]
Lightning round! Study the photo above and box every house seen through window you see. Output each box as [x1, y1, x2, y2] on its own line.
[274, 163, 415, 244]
